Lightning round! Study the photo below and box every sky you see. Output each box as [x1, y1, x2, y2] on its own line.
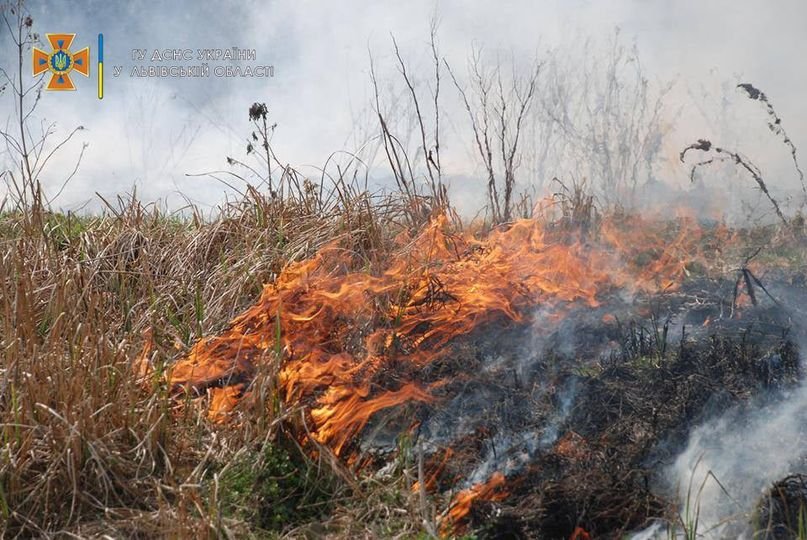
[1, 0, 806, 214]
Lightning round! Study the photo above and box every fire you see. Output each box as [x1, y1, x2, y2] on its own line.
[570, 526, 592, 540]
[165, 211, 713, 457]
[412, 448, 454, 493]
[441, 472, 508, 534]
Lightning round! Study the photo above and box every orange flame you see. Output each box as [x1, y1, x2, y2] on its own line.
[570, 526, 592, 540]
[441, 472, 508, 534]
[167, 212, 713, 455]
[412, 447, 454, 493]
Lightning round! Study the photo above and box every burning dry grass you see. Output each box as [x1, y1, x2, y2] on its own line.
[164, 204, 731, 451]
[2, 183, 807, 537]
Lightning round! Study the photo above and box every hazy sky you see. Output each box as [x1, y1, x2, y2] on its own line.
[1, 0, 805, 212]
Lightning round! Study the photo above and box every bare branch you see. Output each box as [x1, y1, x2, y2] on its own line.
[681, 139, 788, 226]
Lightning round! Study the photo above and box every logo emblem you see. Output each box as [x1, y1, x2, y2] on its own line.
[32, 33, 90, 91]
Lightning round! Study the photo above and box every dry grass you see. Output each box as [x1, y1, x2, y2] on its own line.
[0, 184, 434, 538]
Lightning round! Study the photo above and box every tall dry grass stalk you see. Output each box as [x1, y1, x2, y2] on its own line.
[0, 182, 430, 537]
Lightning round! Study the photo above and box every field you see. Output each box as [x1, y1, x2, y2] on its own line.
[3, 2, 807, 538]
[1, 182, 807, 538]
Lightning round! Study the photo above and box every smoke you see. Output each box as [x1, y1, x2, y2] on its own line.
[665, 376, 807, 537]
[625, 335, 807, 539]
[2, 0, 806, 214]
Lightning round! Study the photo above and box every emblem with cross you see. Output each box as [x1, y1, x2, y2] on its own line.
[32, 33, 90, 91]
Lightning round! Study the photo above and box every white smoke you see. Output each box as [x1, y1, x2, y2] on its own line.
[668, 381, 807, 538]
[633, 346, 807, 539]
